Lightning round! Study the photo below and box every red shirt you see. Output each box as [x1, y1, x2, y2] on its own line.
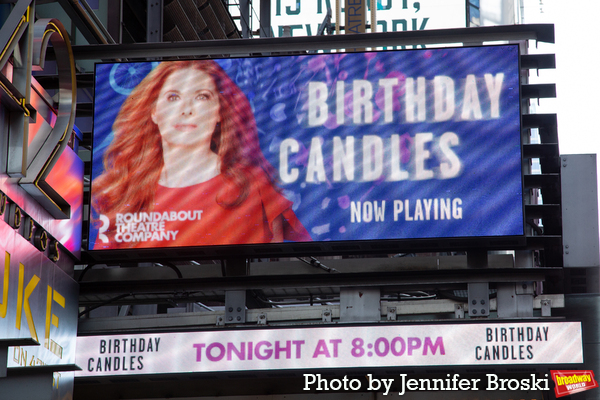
[110, 169, 311, 249]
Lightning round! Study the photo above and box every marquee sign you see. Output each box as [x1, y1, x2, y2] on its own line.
[76, 321, 583, 376]
[0, 222, 78, 367]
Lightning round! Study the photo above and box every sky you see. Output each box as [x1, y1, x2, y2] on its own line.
[519, 0, 600, 251]
[520, 0, 600, 157]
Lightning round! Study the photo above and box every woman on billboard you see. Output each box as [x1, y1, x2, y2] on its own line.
[92, 60, 311, 249]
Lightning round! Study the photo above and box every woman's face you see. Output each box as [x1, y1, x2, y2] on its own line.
[151, 68, 221, 149]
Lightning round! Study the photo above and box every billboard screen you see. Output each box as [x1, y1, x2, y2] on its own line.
[88, 45, 523, 255]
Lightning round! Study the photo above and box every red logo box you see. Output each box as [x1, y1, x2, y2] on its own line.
[551, 370, 599, 397]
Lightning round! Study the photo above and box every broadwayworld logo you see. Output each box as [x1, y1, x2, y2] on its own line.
[551, 370, 599, 398]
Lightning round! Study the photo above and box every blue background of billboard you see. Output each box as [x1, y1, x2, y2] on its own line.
[90, 45, 523, 249]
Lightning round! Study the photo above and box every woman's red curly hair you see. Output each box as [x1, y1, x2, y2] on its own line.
[92, 60, 276, 229]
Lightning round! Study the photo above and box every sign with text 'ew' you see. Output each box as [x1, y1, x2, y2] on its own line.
[76, 321, 583, 376]
[271, 0, 467, 37]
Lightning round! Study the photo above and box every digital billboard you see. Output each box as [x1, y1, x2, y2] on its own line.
[88, 45, 523, 255]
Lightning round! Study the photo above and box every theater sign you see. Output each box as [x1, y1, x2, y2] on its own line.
[76, 321, 583, 376]
[1, 221, 78, 366]
[1, 4, 82, 399]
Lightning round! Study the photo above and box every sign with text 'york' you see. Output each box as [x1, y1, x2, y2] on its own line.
[272, 0, 467, 37]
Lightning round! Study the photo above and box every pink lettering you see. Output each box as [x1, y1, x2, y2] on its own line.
[193, 343, 205, 361]
[227, 342, 245, 361]
[275, 340, 291, 359]
[312, 340, 331, 358]
[255, 341, 272, 360]
[330, 339, 342, 357]
[292, 340, 305, 358]
[206, 343, 225, 362]
[407, 337, 422, 355]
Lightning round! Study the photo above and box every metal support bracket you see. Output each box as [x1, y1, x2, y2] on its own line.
[387, 307, 397, 321]
[540, 299, 552, 317]
[455, 303, 465, 319]
[0, 345, 7, 378]
[147, 0, 163, 43]
[339, 287, 381, 322]
[497, 282, 534, 318]
[468, 282, 490, 317]
[224, 290, 246, 324]
[257, 313, 267, 325]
